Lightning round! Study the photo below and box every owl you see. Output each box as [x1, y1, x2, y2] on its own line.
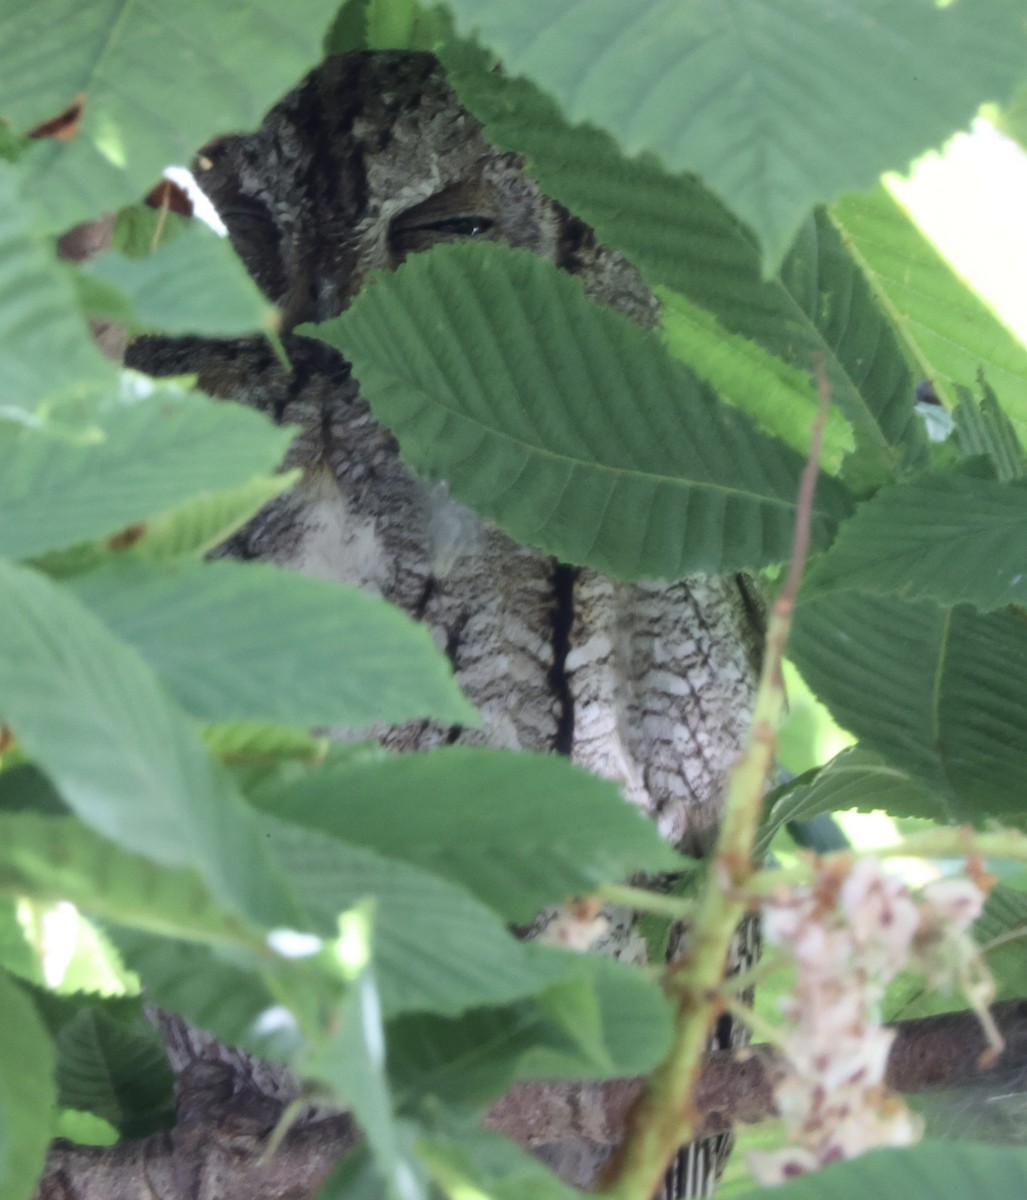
[128, 51, 761, 1198]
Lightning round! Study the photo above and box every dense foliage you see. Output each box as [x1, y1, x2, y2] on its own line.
[2, 2, 1027, 1198]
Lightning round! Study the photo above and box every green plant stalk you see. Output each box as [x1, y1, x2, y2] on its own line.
[602, 364, 831, 1200]
[742, 827, 1027, 898]
[598, 883, 696, 921]
[602, 595, 788, 1200]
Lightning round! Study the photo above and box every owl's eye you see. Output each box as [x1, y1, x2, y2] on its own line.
[389, 207, 496, 260]
[418, 216, 494, 238]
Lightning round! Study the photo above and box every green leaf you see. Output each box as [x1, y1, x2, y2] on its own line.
[130, 470, 300, 561]
[418, 1116, 577, 1200]
[0, 562, 295, 928]
[997, 79, 1027, 152]
[111, 204, 190, 259]
[0, 162, 113, 417]
[111, 930, 297, 1063]
[253, 746, 679, 922]
[202, 721, 325, 766]
[444, 0, 1027, 270]
[313, 242, 851, 577]
[1, 0, 343, 227]
[263, 813, 563, 1016]
[0, 811, 265, 948]
[54, 1110, 118, 1146]
[521, 951, 673, 1081]
[803, 469, 1027, 609]
[388, 1005, 574, 1108]
[301, 906, 427, 1200]
[67, 558, 476, 728]
[790, 593, 1027, 819]
[952, 390, 1027, 482]
[657, 286, 854, 471]
[758, 747, 948, 857]
[0, 898, 42, 986]
[737, 1142, 1027, 1199]
[27, 989, 174, 1137]
[390, 951, 671, 1109]
[87, 222, 277, 337]
[976, 884, 1027, 1002]
[439, 50, 927, 478]
[0, 971, 56, 1200]
[0, 379, 293, 561]
[830, 189, 1027, 448]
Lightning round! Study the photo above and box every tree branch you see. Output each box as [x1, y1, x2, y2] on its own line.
[35, 1000, 1027, 1200]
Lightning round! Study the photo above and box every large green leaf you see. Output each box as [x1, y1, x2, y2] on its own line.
[263, 813, 563, 1017]
[252, 746, 680, 922]
[758, 746, 948, 857]
[0, 561, 295, 928]
[0, 379, 293, 561]
[86, 222, 277, 337]
[0, 808, 264, 948]
[313, 242, 851, 578]
[383, 956, 672, 1108]
[0, 162, 113, 417]
[976, 884, 1027, 1003]
[443, 0, 1027, 270]
[0, 0, 341, 227]
[802, 469, 1027, 609]
[738, 1142, 1027, 1200]
[417, 1115, 577, 1200]
[830, 188, 1027, 447]
[657, 287, 854, 471]
[111, 929, 300, 1064]
[127, 470, 300, 562]
[0, 971, 55, 1200]
[27, 989, 174, 1137]
[440, 49, 927, 478]
[952, 391, 1027, 483]
[300, 906, 428, 1200]
[67, 558, 475, 728]
[790, 592, 1027, 819]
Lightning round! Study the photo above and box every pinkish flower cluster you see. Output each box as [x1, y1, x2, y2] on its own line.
[747, 858, 989, 1185]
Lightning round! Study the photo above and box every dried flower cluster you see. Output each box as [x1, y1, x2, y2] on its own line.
[748, 857, 990, 1185]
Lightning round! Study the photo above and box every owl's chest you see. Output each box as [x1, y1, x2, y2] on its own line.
[269, 395, 756, 858]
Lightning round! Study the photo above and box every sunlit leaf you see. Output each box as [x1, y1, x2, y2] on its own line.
[444, 0, 1027, 270]
[830, 188, 1027, 448]
[0, 0, 342, 226]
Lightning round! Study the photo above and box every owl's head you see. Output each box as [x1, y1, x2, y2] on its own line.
[193, 52, 567, 330]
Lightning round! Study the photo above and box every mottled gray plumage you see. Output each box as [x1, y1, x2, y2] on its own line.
[128, 51, 760, 1196]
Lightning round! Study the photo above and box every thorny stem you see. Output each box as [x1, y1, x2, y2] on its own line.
[602, 360, 832, 1200]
